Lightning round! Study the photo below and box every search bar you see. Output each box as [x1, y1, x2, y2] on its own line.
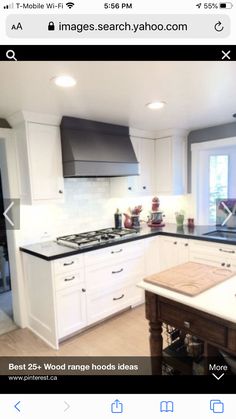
[6, 14, 230, 38]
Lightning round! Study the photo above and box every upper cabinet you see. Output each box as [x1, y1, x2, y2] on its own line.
[155, 129, 188, 195]
[110, 130, 155, 197]
[9, 112, 64, 204]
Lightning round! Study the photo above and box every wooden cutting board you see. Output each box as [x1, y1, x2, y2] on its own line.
[144, 262, 235, 296]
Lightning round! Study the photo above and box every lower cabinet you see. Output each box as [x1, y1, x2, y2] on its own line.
[159, 236, 189, 271]
[56, 285, 87, 339]
[87, 284, 143, 325]
[23, 239, 149, 349]
[189, 239, 236, 270]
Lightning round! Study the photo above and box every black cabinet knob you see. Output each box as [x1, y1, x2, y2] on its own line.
[143, 186, 146, 190]
[59, 190, 63, 194]
[128, 187, 132, 191]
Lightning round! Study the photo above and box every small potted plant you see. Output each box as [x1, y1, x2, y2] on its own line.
[175, 210, 185, 226]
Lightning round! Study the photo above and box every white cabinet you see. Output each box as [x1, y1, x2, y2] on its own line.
[9, 112, 64, 204]
[85, 240, 145, 325]
[23, 238, 152, 349]
[144, 236, 160, 275]
[159, 236, 189, 271]
[110, 135, 155, 197]
[56, 286, 87, 339]
[155, 129, 187, 195]
[189, 239, 236, 270]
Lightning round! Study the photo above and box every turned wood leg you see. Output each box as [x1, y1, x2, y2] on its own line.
[145, 291, 163, 375]
[149, 320, 163, 375]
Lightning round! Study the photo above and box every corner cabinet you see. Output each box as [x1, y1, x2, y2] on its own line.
[155, 129, 188, 195]
[159, 236, 189, 271]
[110, 133, 155, 197]
[9, 112, 64, 204]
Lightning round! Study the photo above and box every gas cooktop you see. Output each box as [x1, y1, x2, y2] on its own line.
[56, 228, 138, 249]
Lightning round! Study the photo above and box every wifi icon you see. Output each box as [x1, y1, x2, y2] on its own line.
[66, 2, 74, 8]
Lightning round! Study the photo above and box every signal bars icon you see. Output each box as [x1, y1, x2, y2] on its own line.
[4, 3, 14, 8]
[66, 2, 74, 8]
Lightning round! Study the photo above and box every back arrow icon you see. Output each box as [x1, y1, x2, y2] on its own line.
[3, 201, 14, 226]
[14, 401, 21, 412]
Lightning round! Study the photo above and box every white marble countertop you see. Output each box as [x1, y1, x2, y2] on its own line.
[138, 275, 236, 324]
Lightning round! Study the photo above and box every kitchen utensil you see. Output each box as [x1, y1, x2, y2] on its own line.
[114, 208, 122, 229]
[123, 213, 132, 228]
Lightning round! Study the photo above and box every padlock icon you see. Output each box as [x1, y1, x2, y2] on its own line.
[48, 21, 55, 31]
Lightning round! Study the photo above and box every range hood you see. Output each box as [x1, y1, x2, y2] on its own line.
[60, 116, 139, 177]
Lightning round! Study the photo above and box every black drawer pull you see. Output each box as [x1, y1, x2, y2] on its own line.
[219, 248, 235, 254]
[63, 261, 75, 266]
[221, 262, 225, 266]
[226, 263, 231, 268]
[112, 268, 123, 274]
[111, 249, 123, 254]
[113, 294, 125, 301]
[64, 276, 75, 282]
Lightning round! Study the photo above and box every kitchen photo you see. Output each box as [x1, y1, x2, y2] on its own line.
[0, 60, 236, 375]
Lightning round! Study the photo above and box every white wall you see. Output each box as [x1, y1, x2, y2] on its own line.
[20, 177, 191, 245]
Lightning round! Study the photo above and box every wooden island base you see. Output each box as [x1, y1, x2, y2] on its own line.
[145, 291, 236, 375]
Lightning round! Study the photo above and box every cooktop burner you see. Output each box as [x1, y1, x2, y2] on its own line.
[56, 228, 138, 249]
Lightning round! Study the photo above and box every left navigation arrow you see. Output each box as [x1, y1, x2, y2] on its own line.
[14, 401, 21, 412]
[3, 201, 14, 226]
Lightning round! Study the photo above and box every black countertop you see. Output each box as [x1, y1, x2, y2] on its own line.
[19, 224, 236, 261]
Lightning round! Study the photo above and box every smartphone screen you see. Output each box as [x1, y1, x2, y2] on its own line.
[0, 0, 235, 416]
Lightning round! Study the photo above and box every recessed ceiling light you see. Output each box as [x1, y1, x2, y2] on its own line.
[146, 101, 166, 110]
[52, 75, 77, 87]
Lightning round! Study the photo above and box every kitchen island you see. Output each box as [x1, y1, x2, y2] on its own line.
[139, 264, 236, 375]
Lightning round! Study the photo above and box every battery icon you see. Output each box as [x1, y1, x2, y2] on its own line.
[220, 2, 233, 7]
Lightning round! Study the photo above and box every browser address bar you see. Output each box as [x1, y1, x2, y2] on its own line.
[6, 14, 230, 38]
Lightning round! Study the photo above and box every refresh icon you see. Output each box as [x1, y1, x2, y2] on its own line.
[214, 21, 224, 32]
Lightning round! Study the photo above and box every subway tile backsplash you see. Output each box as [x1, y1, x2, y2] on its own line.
[20, 178, 190, 245]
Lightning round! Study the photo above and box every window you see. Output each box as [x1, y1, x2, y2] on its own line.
[191, 138, 236, 225]
[209, 155, 228, 223]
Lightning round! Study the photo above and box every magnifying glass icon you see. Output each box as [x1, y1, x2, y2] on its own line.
[6, 50, 17, 61]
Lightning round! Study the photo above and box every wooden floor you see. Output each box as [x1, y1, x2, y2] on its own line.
[0, 305, 151, 356]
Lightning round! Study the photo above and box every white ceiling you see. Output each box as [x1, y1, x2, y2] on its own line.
[0, 61, 236, 132]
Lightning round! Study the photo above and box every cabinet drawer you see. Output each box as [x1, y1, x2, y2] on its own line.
[86, 257, 145, 292]
[190, 240, 236, 260]
[159, 301, 227, 347]
[53, 255, 84, 275]
[87, 284, 143, 325]
[84, 240, 144, 267]
[54, 270, 85, 290]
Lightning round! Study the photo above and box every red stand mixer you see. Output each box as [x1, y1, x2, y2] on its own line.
[147, 197, 165, 227]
